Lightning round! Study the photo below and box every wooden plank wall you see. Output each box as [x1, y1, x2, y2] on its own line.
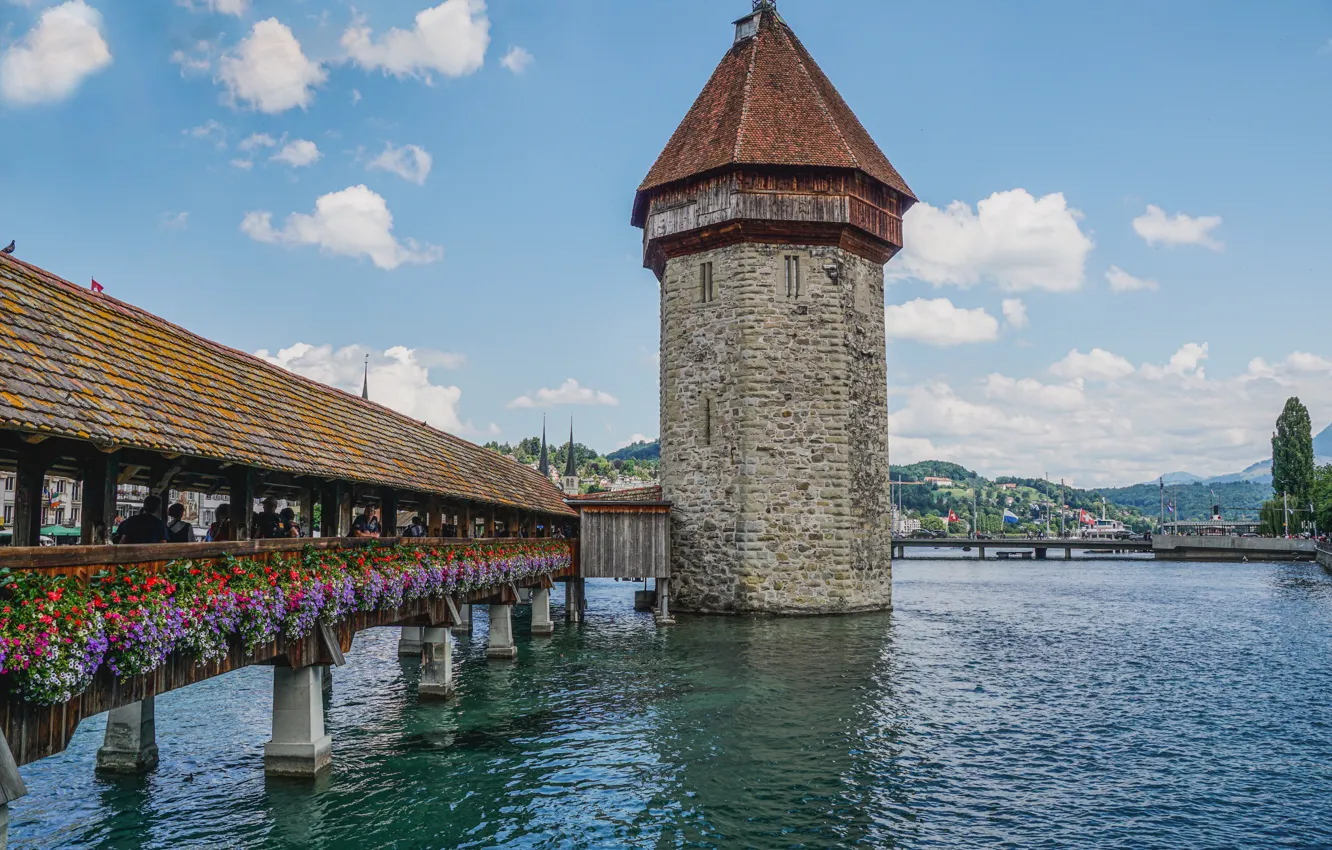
[579, 508, 670, 578]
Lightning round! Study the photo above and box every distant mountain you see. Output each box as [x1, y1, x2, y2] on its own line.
[1315, 423, 1332, 457]
[1161, 472, 1204, 485]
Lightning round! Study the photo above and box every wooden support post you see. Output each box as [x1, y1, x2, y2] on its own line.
[80, 452, 118, 545]
[379, 487, 399, 538]
[427, 495, 443, 538]
[13, 448, 49, 547]
[227, 467, 254, 541]
[320, 481, 345, 538]
[297, 482, 316, 537]
[458, 503, 471, 539]
[484, 507, 495, 538]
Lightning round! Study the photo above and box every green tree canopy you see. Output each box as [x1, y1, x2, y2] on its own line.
[1272, 397, 1314, 503]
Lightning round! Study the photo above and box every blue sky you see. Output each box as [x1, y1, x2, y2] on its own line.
[1, 0, 1330, 486]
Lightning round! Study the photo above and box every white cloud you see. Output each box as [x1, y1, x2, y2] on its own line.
[1140, 342, 1208, 380]
[367, 142, 432, 185]
[257, 343, 478, 434]
[885, 298, 1000, 347]
[271, 138, 320, 167]
[1049, 348, 1136, 382]
[891, 342, 1332, 486]
[500, 46, 533, 74]
[238, 132, 276, 151]
[508, 379, 619, 409]
[891, 189, 1094, 292]
[1105, 265, 1159, 293]
[0, 0, 112, 106]
[241, 185, 443, 270]
[342, 0, 490, 80]
[170, 41, 214, 76]
[1001, 298, 1028, 329]
[159, 211, 190, 231]
[185, 119, 227, 146]
[219, 18, 326, 114]
[177, 0, 249, 15]
[1132, 205, 1223, 251]
[230, 158, 253, 170]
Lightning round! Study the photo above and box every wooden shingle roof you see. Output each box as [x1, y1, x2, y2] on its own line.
[636, 7, 915, 203]
[0, 254, 575, 516]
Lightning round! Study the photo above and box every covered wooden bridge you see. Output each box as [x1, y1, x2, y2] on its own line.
[0, 254, 583, 841]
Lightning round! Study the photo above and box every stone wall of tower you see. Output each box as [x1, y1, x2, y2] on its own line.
[659, 241, 893, 614]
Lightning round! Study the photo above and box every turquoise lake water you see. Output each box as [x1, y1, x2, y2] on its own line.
[12, 556, 1332, 848]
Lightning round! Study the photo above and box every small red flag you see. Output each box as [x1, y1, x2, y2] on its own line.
[948, 510, 961, 523]
[90, 278, 104, 293]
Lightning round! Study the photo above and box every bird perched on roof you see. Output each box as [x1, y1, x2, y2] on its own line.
[1, 241, 13, 255]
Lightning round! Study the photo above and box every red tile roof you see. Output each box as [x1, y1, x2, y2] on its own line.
[0, 254, 575, 517]
[637, 8, 914, 201]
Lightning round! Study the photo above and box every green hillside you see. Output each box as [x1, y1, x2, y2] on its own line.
[1094, 480, 1269, 521]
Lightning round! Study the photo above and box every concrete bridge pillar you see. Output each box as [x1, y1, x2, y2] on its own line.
[564, 578, 585, 624]
[451, 603, 472, 635]
[1066, 548, 1073, 560]
[418, 628, 456, 700]
[264, 666, 332, 777]
[1036, 548, 1048, 560]
[656, 578, 676, 627]
[978, 547, 986, 560]
[530, 587, 554, 636]
[96, 698, 159, 774]
[486, 605, 518, 659]
[397, 626, 423, 657]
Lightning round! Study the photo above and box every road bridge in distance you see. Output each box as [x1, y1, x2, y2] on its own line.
[893, 535, 1315, 562]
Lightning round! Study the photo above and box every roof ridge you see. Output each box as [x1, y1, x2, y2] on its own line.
[734, 22, 762, 163]
[775, 18, 857, 169]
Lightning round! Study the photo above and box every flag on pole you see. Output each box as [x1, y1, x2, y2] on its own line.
[1080, 509, 1095, 526]
[1003, 510, 1019, 524]
[90, 278, 104, 293]
[947, 510, 960, 524]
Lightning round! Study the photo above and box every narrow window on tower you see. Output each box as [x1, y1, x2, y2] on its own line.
[703, 396, 714, 446]
[699, 262, 715, 304]
[785, 256, 801, 298]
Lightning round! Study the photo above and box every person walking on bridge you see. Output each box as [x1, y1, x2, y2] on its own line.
[114, 495, 169, 545]
[166, 502, 195, 543]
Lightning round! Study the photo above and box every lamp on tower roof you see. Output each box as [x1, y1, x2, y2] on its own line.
[361, 354, 369, 400]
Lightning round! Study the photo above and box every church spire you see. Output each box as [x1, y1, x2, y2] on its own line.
[361, 354, 369, 400]
[538, 415, 551, 478]
[564, 420, 577, 479]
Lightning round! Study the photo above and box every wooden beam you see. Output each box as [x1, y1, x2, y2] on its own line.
[427, 494, 443, 538]
[458, 502, 471, 539]
[484, 506, 495, 539]
[14, 447, 49, 546]
[320, 481, 345, 539]
[80, 452, 118, 545]
[379, 487, 399, 538]
[227, 467, 254, 542]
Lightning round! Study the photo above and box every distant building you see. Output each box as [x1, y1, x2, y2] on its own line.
[924, 477, 953, 487]
[999, 483, 1018, 490]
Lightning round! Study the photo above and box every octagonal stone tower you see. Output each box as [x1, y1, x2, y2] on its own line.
[632, 1, 916, 614]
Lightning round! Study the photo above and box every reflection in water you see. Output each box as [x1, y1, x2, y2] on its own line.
[11, 561, 1332, 848]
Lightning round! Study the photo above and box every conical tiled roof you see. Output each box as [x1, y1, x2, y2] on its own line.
[636, 7, 914, 210]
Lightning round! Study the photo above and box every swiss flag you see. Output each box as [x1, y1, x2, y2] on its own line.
[1080, 510, 1095, 525]
[90, 278, 104, 293]
[948, 510, 961, 523]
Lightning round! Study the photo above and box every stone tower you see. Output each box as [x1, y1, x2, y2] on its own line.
[632, 1, 916, 614]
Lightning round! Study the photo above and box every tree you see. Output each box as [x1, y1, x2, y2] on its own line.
[1272, 397, 1315, 504]
[920, 515, 946, 533]
[1312, 464, 1332, 534]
